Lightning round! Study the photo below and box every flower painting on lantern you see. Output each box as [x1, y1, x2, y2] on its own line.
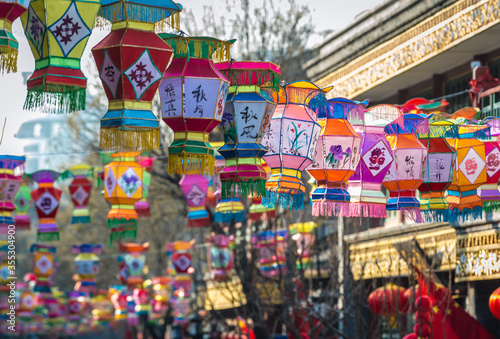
[486, 147, 500, 178]
[459, 148, 486, 184]
[283, 121, 317, 157]
[117, 168, 142, 198]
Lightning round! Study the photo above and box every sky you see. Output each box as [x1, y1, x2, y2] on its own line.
[0, 0, 384, 156]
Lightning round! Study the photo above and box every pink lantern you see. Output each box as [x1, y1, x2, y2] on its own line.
[261, 81, 331, 210]
[179, 174, 210, 228]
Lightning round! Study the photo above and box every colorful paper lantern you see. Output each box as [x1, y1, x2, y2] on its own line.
[17, 282, 36, 318]
[20, 0, 100, 113]
[479, 118, 500, 212]
[249, 195, 275, 222]
[118, 242, 149, 288]
[132, 287, 150, 315]
[67, 164, 93, 224]
[308, 98, 362, 216]
[207, 234, 234, 282]
[72, 244, 102, 294]
[489, 287, 500, 320]
[446, 120, 488, 221]
[104, 152, 143, 244]
[30, 243, 56, 293]
[214, 198, 245, 223]
[14, 178, 31, 230]
[67, 291, 85, 323]
[418, 121, 457, 222]
[348, 105, 398, 218]
[109, 286, 127, 321]
[151, 276, 171, 318]
[383, 113, 428, 222]
[253, 229, 288, 277]
[261, 81, 331, 210]
[92, 2, 181, 150]
[166, 241, 193, 298]
[30, 170, 61, 242]
[159, 34, 232, 175]
[290, 222, 316, 269]
[179, 174, 210, 228]
[0, 156, 25, 234]
[368, 283, 409, 317]
[0, 0, 28, 73]
[135, 161, 151, 218]
[216, 60, 280, 198]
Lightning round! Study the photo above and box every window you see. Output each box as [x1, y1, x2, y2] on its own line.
[444, 72, 472, 112]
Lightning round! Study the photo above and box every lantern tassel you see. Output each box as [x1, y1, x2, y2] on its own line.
[0, 48, 18, 74]
[348, 203, 387, 218]
[37, 232, 60, 242]
[109, 229, 138, 247]
[107, 218, 137, 229]
[421, 209, 449, 223]
[449, 206, 483, 223]
[24, 86, 86, 114]
[262, 190, 304, 211]
[168, 153, 215, 176]
[401, 208, 423, 223]
[312, 200, 351, 217]
[221, 179, 266, 199]
[483, 200, 500, 213]
[100, 128, 160, 151]
[214, 211, 245, 223]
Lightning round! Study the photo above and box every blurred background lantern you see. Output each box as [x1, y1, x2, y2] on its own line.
[253, 229, 288, 278]
[368, 283, 409, 317]
[92, 1, 181, 151]
[14, 177, 31, 230]
[72, 244, 102, 294]
[67, 164, 93, 224]
[179, 174, 210, 228]
[17, 281, 36, 320]
[262, 81, 330, 210]
[135, 156, 153, 218]
[166, 241, 194, 300]
[489, 287, 500, 320]
[118, 242, 149, 289]
[30, 170, 61, 242]
[446, 119, 488, 222]
[109, 286, 127, 321]
[159, 34, 233, 176]
[479, 117, 500, 212]
[418, 121, 457, 222]
[0, 155, 24, 235]
[67, 291, 85, 323]
[207, 234, 234, 282]
[308, 98, 362, 216]
[289, 222, 316, 270]
[249, 159, 275, 222]
[90, 289, 114, 326]
[30, 243, 56, 293]
[215, 198, 245, 223]
[20, 0, 100, 113]
[132, 287, 150, 316]
[383, 113, 428, 222]
[348, 105, 397, 218]
[216, 60, 280, 198]
[151, 276, 172, 319]
[104, 152, 143, 244]
[0, 0, 28, 73]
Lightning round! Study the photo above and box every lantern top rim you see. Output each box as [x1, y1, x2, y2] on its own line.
[119, 242, 150, 253]
[30, 243, 57, 253]
[216, 60, 280, 74]
[0, 155, 25, 170]
[29, 169, 60, 183]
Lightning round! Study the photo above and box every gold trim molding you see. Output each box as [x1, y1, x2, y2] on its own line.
[316, 0, 500, 99]
[350, 229, 456, 280]
[456, 229, 500, 282]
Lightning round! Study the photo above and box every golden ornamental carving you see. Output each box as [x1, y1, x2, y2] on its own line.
[317, 0, 500, 99]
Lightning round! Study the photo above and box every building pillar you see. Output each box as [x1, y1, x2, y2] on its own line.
[466, 281, 477, 319]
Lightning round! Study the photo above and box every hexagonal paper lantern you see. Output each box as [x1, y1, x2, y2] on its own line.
[104, 152, 143, 244]
[207, 234, 234, 282]
[92, 0, 181, 150]
[159, 34, 232, 176]
[67, 164, 93, 224]
[216, 60, 280, 198]
[254, 228, 288, 278]
[72, 244, 102, 294]
[118, 242, 149, 289]
[261, 81, 331, 210]
[30, 170, 62, 242]
[166, 241, 193, 299]
[20, 0, 100, 113]
[0, 155, 25, 234]
[0, 0, 29, 73]
[30, 243, 56, 293]
[308, 98, 362, 217]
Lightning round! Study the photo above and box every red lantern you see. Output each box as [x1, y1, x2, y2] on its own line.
[489, 287, 500, 320]
[368, 284, 409, 316]
[67, 164, 93, 224]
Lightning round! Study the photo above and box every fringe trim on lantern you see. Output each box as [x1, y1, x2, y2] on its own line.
[100, 128, 160, 151]
[107, 218, 137, 229]
[312, 200, 351, 217]
[221, 179, 266, 199]
[24, 86, 86, 113]
[262, 190, 304, 211]
[422, 209, 449, 223]
[449, 206, 483, 223]
[214, 211, 245, 223]
[0, 48, 17, 74]
[348, 203, 387, 218]
[154, 12, 181, 33]
[94, 16, 111, 30]
[401, 208, 423, 223]
[483, 200, 500, 213]
[109, 229, 137, 246]
[71, 215, 91, 224]
[34, 282, 51, 293]
[37, 232, 59, 242]
[168, 153, 214, 176]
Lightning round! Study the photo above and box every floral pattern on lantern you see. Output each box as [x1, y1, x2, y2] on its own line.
[207, 234, 234, 282]
[20, 0, 100, 113]
[72, 244, 101, 294]
[216, 61, 280, 198]
[104, 152, 143, 244]
[383, 113, 428, 222]
[418, 121, 457, 222]
[0, 0, 28, 73]
[179, 174, 210, 228]
[308, 98, 362, 216]
[14, 177, 31, 230]
[30, 170, 61, 242]
[262, 81, 331, 210]
[92, 1, 181, 150]
[479, 117, 500, 212]
[159, 34, 232, 176]
[290, 222, 316, 270]
[67, 164, 93, 224]
[0, 156, 25, 235]
[30, 243, 56, 293]
[118, 242, 149, 288]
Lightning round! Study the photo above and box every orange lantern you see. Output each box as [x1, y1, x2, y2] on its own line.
[489, 287, 500, 320]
